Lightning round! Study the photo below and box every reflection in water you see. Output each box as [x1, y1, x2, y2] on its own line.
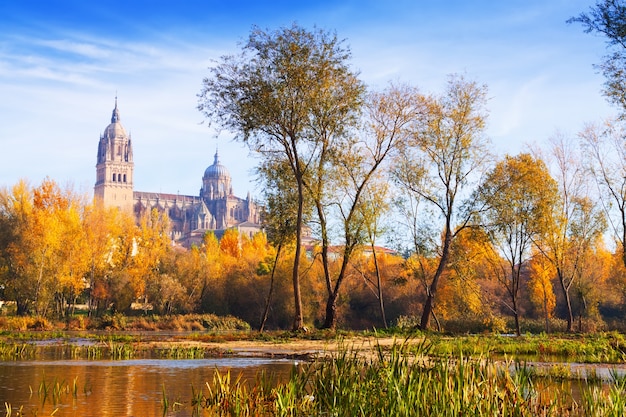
[0, 358, 297, 417]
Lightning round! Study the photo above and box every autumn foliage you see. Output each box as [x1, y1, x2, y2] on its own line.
[0, 175, 625, 333]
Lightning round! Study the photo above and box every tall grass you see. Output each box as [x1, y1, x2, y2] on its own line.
[5, 339, 626, 416]
[181, 340, 625, 416]
[429, 331, 626, 363]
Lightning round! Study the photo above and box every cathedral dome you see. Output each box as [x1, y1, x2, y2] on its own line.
[204, 151, 230, 179]
[103, 122, 128, 139]
[103, 99, 128, 139]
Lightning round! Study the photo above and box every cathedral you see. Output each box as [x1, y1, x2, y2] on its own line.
[94, 100, 263, 247]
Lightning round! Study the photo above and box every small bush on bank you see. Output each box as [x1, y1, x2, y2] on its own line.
[0, 316, 54, 331]
[0, 313, 252, 332]
[87, 313, 251, 332]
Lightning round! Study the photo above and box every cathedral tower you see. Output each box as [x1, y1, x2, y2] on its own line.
[94, 99, 134, 211]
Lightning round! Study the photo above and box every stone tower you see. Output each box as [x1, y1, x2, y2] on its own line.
[94, 99, 134, 211]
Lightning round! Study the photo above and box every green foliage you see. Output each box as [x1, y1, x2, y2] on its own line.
[569, 1, 626, 113]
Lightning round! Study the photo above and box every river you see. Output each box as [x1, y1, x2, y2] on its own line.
[0, 356, 297, 416]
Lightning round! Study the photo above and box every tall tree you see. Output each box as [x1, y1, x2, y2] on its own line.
[0, 179, 91, 317]
[359, 177, 392, 328]
[198, 24, 363, 330]
[256, 156, 302, 331]
[82, 203, 130, 316]
[475, 153, 560, 336]
[571, 239, 613, 331]
[536, 135, 607, 332]
[135, 208, 172, 313]
[528, 249, 556, 333]
[50, 190, 90, 319]
[394, 75, 490, 330]
[0, 180, 37, 315]
[569, 0, 626, 113]
[309, 84, 421, 329]
[580, 121, 626, 268]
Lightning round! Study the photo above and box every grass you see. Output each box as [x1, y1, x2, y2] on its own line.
[1, 329, 626, 364]
[425, 331, 626, 363]
[168, 339, 626, 416]
[4, 338, 626, 416]
[0, 313, 251, 332]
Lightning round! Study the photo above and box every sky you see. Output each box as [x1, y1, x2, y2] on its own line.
[0, 0, 616, 200]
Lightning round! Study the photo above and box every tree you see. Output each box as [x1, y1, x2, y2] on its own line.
[580, 121, 626, 269]
[528, 249, 556, 333]
[82, 203, 130, 315]
[99, 207, 139, 313]
[197, 231, 227, 314]
[0, 180, 37, 315]
[198, 24, 363, 331]
[359, 177, 392, 328]
[394, 74, 490, 330]
[475, 153, 560, 336]
[444, 227, 498, 328]
[568, 0, 626, 113]
[572, 239, 613, 331]
[256, 156, 301, 331]
[308, 83, 421, 329]
[134, 208, 171, 313]
[0, 179, 92, 317]
[536, 135, 607, 332]
[50, 190, 90, 319]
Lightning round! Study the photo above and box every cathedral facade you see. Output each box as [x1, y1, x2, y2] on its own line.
[94, 100, 262, 247]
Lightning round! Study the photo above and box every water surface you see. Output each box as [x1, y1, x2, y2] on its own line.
[0, 357, 296, 416]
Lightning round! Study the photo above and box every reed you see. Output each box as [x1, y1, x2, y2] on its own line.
[188, 340, 625, 416]
[156, 345, 207, 359]
[0, 342, 36, 360]
[428, 332, 626, 364]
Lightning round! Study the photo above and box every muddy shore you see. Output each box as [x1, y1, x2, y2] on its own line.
[138, 335, 415, 360]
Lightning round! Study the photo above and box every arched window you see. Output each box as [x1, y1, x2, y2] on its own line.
[123, 174, 127, 183]
[112, 173, 116, 182]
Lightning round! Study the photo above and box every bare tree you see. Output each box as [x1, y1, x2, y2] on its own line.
[580, 120, 626, 268]
[394, 75, 490, 330]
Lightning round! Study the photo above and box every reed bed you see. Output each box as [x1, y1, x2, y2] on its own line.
[180, 340, 626, 416]
[5, 340, 626, 416]
[429, 332, 626, 364]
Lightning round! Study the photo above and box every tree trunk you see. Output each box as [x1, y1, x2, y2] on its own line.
[259, 244, 281, 332]
[622, 221, 626, 269]
[291, 179, 305, 331]
[371, 244, 387, 329]
[420, 227, 452, 330]
[16, 300, 28, 316]
[558, 277, 574, 332]
[512, 295, 521, 336]
[543, 294, 550, 334]
[323, 290, 338, 330]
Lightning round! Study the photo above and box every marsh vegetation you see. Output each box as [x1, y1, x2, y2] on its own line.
[1, 331, 626, 416]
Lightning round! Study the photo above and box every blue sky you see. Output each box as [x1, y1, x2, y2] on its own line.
[0, 0, 615, 199]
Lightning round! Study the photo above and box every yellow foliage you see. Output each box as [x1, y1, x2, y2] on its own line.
[528, 252, 556, 320]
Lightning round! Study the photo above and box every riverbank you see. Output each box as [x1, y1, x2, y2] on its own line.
[140, 333, 414, 360]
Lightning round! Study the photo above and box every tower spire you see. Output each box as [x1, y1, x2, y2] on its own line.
[111, 94, 120, 123]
